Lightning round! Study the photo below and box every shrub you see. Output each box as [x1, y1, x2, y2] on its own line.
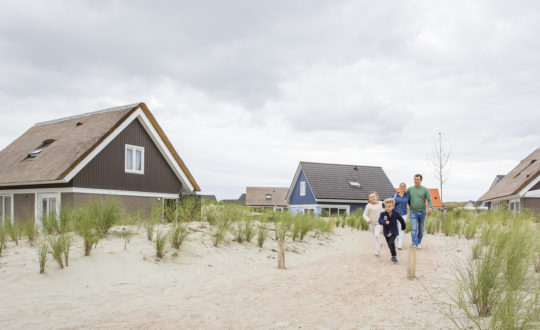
[155, 230, 167, 258]
[169, 224, 189, 249]
[464, 219, 478, 240]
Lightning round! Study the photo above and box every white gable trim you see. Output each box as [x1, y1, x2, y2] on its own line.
[518, 174, 540, 197]
[317, 199, 369, 203]
[62, 107, 194, 192]
[285, 164, 303, 202]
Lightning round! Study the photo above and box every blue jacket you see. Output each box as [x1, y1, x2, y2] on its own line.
[392, 192, 409, 216]
[378, 211, 406, 236]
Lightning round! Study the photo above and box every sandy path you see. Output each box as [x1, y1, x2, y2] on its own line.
[0, 226, 470, 329]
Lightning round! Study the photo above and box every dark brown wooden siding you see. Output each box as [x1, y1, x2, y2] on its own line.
[61, 192, 158, 216]
[72, 119, 182, 194]
[14, 193, 34, 223]
[522, 197, 540, 212]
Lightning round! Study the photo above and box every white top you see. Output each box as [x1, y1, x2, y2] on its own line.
[363, 202, 384, 232]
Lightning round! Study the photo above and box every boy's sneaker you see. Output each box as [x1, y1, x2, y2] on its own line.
[417, 244, 422, 249]
[391, 256, 398, 263]
[375, 251, 380, 257]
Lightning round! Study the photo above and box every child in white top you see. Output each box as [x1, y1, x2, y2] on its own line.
[363, 191, 384, 256]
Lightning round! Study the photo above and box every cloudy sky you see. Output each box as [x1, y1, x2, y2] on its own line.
[0, 1, 538, 201]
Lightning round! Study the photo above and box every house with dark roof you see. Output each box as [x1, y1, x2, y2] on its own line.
[0, 102, 200, 226]
[286, 161, 395, 216]
[478, 148, 539, 212]
[245, 187, 288, 211]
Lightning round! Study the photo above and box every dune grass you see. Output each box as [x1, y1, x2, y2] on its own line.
[155, 230, 167, 258]
[449, 214, 540, 329]
[169, 223, 189, 249]
[23, 222, 39, 247]
[38, 242, 48, 274]
[48, 235, 65, 269]
[257, 224, 269, 248]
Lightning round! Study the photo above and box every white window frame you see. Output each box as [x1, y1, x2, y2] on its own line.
[125, 144, 145, 175]
[35, 192, 61, 228]
[0, 194, 14, 225]
[265, 194, 272, 200]
[509, 198, 521, 214]
[300, 181, 306, 196]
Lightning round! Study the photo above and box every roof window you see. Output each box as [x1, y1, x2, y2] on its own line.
[22, 139, 55, 161]
[349, 180, 361, 188]
[514, 159, 536, 178]
[265, 194, 272, 200]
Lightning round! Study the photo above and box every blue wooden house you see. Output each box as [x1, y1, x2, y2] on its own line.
[286, 161, 396, 216]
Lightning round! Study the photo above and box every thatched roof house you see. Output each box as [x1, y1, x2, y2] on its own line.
[0, 102, 200, 225]
[245, 187, 288, 210]
[478, 148, 539, 212]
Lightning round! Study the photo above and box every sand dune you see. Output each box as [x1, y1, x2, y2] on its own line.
[0, 224, 470, 329]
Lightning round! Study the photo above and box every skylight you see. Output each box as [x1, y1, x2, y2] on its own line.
[23, 139, 54, 161]
[349, 180, 361, 188]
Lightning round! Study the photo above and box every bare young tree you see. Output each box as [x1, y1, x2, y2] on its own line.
[430, 132, 451, 205]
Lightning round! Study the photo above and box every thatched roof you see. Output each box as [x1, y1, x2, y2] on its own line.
[245, 187, 288, 207]
[0, 102, 200, 191]
[478, 148, 539, 201]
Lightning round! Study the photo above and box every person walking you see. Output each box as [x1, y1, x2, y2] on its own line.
[392, 183, 409, 250]
[407, 174, 432, 248]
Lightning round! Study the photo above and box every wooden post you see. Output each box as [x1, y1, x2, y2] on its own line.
[329, 217, 335, 234]
[278, 241, 286, 269]
[408, 246, 416, 279]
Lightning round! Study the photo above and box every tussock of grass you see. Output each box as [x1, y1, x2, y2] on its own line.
[257, 225, 269, 248]
[38, 242, 48, 274]
[24, 222, 39, 247]
[449, 214, 540, 329]
[155, 230, 167, 258]
[49, 235, 65, 269]
[169, 224, 189, 249]
[244, 221, 255, 242]
[212, 223, 228, 247]
[144, 220, 156, 241]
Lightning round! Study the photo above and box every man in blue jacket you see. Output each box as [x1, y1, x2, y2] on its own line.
[379, 198, 406, 263]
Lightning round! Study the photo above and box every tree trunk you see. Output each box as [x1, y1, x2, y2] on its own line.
[278, 241, 286, 269]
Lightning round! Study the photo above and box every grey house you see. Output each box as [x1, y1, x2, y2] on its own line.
[286, 161, 395, 216]
[478, 148, 539, 212]
[0, 102, 200, 226]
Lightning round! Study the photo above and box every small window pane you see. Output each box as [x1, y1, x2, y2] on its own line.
[126, 148, 133, 170]
[49, 198, 56, 216]
[42, 199, 48, 219]
[135, 150, 142, 171]
[4, 197, 11, 219]
[0, 197, 4, 221]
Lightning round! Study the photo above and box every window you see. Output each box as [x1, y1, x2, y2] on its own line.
[265, 194, 272, 200]
[125, 145, 144, 174]
[300, 181, 306, 196]
[23, 139, 54, 161]
[348, 180, 361, 188]
[0, 195, 12, 225]
[36, 194, 58, 228]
